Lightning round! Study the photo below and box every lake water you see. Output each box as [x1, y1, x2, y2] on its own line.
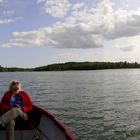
[1, 70, 140, 140]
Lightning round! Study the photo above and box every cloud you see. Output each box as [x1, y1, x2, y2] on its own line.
[1, 22, 103, 48]
[72, 2, 85, 11]
[0, 0, 104, 49]
[0, 19, 16, 25]
[1, 0, 140, 49]
[119, 45, 135, 52]
[37, 0, 71, 18]
[0, 17, 21, 25]
[103, 7, 140, 39]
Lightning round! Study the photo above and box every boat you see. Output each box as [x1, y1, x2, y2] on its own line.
[0, 104, 76, 140]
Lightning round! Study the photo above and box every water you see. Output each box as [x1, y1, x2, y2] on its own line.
[0, 70, 140, 140]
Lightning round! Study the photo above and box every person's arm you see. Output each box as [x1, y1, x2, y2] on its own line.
[22, 92, 32, 112]
[0, 92, 11, 112]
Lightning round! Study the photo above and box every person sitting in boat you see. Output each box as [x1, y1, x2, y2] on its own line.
[0, 80, 32, 140]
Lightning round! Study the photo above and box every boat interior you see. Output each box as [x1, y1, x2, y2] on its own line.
[0, 105, 73, 140]
[0, 107, 42, 140]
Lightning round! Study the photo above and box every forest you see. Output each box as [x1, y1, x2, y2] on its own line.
[33, 61, 140, 71]
[1, 62, 140, 72]
[0, 65, 32, 72]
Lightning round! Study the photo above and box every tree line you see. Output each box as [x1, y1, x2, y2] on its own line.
[0, 65, 32, 72]
[33, 61, 140, 71]
[1, 61, 140, 72]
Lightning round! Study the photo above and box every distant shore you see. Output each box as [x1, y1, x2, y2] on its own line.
[1, 61, 140, 72]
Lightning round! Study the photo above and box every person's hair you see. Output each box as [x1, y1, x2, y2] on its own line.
[8, 80, 21, 92]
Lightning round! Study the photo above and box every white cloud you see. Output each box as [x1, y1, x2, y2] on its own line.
[0, 0, 103, 48]
[103, 8, 140, 39]
[1, 22, 103, 48]
[0, 19, 16, 25]
[37, 0, 71, 18]
[0, 17, 21, 25]
[72, 2, 85, 11]
[1, 0, 140, 49]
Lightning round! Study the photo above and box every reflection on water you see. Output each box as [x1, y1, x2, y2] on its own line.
[0, 69, 140, 140]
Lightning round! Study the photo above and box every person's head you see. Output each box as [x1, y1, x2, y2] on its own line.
[8, 80, 21, 92]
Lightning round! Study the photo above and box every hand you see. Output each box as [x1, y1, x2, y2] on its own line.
[15, 104, 22, 110]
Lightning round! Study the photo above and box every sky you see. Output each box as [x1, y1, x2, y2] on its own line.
[0, 0, 140, 67]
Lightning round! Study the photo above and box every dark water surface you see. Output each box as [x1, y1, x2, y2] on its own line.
[1, 70, 140, 140]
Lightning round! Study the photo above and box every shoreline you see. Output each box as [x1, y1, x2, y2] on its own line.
[1, 61, 140, 72]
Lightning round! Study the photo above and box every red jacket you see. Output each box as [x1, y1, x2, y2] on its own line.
[0, 91, 32, 113]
